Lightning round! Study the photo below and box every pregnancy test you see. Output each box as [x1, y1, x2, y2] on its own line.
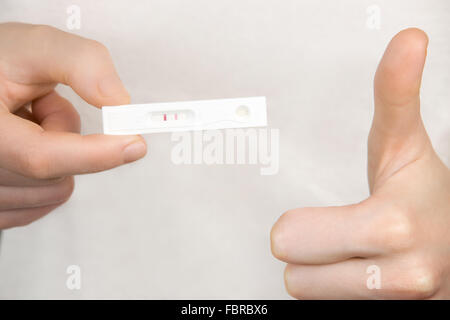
[102, 96, 267, 135]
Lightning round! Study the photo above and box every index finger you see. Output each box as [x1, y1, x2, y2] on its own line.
[0, 22, 130, 110]
[270, 199, 398, 265]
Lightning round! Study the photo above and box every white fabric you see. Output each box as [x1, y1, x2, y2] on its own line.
[0, 0, 448, 299]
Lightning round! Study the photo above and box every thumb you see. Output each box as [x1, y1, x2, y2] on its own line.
[369, 28, 431, 189]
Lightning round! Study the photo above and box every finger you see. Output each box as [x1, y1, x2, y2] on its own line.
[369, 28, 431, 188]
[271, 199, 400, 265]
[285, 258, 439, 300]
[0, 112, 147, 179]
[0, 203, 62, 229]
[284, 260, 374, 299]
[0, 176, 74, 210]
[0, 23, 147, 178]
[0, 167, 63, 187]
[0, 23, 130, 110]
[32, 90, 81, 133]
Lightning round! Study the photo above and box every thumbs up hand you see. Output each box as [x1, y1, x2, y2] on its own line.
[271, 28, 450, 299]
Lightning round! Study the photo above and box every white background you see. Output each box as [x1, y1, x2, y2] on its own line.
[0, 0, 448, 299]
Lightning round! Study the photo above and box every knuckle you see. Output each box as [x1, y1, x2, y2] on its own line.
[63, 177, 75, 200]
[84, 39, 110, 58]
[392, 265, 440, 299]
[55, 177, 75, 203]
[377, 206, 415, 252]
[19, 149, 51, 180]
[77, 40, 113, 71]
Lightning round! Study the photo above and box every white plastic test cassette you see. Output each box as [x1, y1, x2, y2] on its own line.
[102, 96, 267, 134]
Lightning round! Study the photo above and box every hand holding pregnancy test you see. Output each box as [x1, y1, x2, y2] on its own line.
[102, 96, 267, 134]
[0, 23, 148, 229]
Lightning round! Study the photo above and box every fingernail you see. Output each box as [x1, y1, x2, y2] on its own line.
[123, 140, 147, 163]
[98, 74, 130, 100]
